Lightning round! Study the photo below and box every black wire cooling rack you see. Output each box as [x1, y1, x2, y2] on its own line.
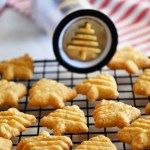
[7, 59, 150, 150]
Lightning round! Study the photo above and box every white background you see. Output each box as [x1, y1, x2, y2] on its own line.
[0, 9, 55, 61]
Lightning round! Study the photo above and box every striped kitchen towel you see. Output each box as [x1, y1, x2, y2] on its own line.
[89, 0, 150, 55]
[0, 0, 149, 55]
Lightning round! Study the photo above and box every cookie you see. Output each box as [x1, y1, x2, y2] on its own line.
[66, 22, 101, 61]
[0, 137, 12, 150]
[93, 100, 141, 128]
[108, 46, 150, 74]
[0, 80, 27, 106]
[75, 135, 117, 150]
[145, 103, 150, 114]
[28, 78, 77, 108]
[133, 69, 150, 96]
[117, 116, 150, 149]
[40, 105, 88, 135]
[75, 73, 119, 101]
[0, 108, 36, 139]
[16, 130, 73, 150]
[0, 54, 33, 80]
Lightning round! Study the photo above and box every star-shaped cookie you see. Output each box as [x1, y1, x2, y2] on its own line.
[93, 100, 141, 128]
[16, 131, 73, 150]
[0, 54, 33, 80]
[0, 80, 27, 106]
[28, 78, 77, 108]
[40, 105, 88, 135]
[133, 69, 150, 96]
[75, 73, 119, 101]
[117, 116, 150, 150]
[0, 108, 36, 139]
[108, 46, 150, 74]
[75, 135, 117, 150]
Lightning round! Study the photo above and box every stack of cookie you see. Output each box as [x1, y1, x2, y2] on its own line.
[0, 45, 149, 150]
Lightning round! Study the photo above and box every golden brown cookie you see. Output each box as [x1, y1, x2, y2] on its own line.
[108, 46, 150, 74]
[133, 69, 150, 96]
[0, 108, 36, 139]
[0, 54, 33, 80]
[145, 103, 150, 114]
[0, 80, 27, 106]
[93, 100, 141, 128]
[16, 130, 73, 150]
[117, 116, 150, 149]
[0, 137, 12, 150]
[66, 22, 101, 61]
[28, 78, 77, 108]
[75, 73, 119, 101]
[40, 105, 88, 135]
[75, 135, 117, 150]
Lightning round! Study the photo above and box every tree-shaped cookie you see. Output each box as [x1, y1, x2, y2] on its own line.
[117, 116, 150, 150]
[0, 108, 36, 139]
[16, 131, 73, 150]
[75, 135, 117, 150]
[0, 80, 27, 107]
[75, 73, 119, 101]
[40, 105, 88, 135]
[108, 46, 150, 74]
[133, 69, 150, 96]
[66, 22, 101, 61]
[93, 100, 141, 128]
[0, 54, 33, 80]
[28, 78, 77, 108]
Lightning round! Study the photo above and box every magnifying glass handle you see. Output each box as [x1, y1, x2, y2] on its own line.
[31, 0, 92, 34]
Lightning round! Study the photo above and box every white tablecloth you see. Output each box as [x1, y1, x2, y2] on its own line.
[0, 9, 55, 61]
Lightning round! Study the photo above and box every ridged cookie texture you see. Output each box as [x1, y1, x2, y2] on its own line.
[0, 108, 36, 139]
[145, 103, 150, 114]
[0, 137, 12, 150]
[28, 78, 77, 108]
[0, 54, 33, 80]
[75, 73, 119, 101]
[108, 46, 150, 74]
[16, 131, 73, 150]
[66, 22, 101, 61]
[117, 116, 150, 150]
[0, 80, 27, 106]
[40, 105, 88, 135]
[75, 135, 117, 150]
[93, 100, 141, 128]
[133, 69, 150, 96]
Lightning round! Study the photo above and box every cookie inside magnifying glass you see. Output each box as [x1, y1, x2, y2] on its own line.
[64, 20, 107, 61]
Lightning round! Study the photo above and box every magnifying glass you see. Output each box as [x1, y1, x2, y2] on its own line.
[53, 9, 118, 73]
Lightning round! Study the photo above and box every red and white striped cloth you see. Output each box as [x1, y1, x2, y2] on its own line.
[0, 0, 150, 55]
[89, 0, 150, 55]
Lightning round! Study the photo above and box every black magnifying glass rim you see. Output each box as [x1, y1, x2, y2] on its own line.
[53, 9, 118, 73]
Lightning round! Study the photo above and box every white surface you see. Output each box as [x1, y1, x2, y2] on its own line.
[0, 9, 55, 61]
